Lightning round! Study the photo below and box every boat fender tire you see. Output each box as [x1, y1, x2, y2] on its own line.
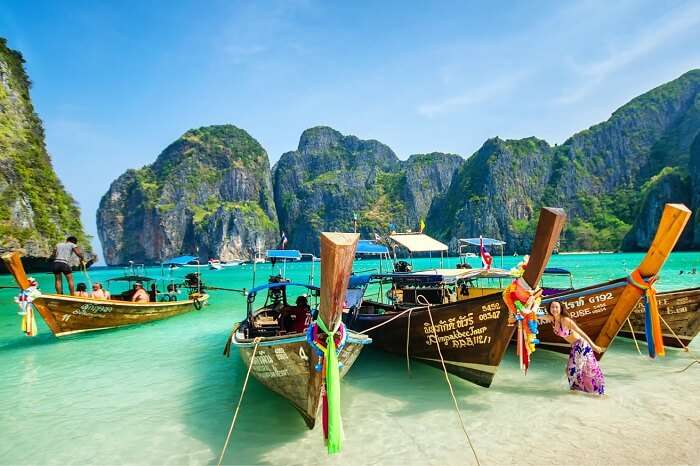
[193, 298, 202, 310]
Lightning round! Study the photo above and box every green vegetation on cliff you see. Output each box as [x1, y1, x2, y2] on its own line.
[0, 38, 90, 256]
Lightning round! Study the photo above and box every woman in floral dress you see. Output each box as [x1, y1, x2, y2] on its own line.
[549, 301, 606, 395]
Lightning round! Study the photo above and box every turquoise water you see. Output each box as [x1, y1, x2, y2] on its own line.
[1, 253, 699, 465]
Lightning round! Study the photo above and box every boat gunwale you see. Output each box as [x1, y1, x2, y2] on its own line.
[34, 293, 209, 308]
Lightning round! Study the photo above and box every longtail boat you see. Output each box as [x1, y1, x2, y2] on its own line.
[534, 204, 692, 355]
[618, 286, 700, 349]
[225, 232, 370, 452]
[346, 207, 566, 387]
[2, 252, 209, 337]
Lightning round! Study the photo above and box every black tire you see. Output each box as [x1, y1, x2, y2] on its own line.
[193, 298, 202, 310]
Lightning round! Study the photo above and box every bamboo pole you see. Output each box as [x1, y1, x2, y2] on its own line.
[595, 203, 691, 349]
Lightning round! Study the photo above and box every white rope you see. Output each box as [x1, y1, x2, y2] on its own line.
[405, 309, 412, 375]
[625, 318, 643, 356]
[418, 295, 481, 466]
[217, 337, 261, 466]
[659, 314, 690, 352]
[357, 304, 425, 334]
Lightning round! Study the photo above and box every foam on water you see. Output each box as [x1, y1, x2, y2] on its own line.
[0, 253, 698, 465]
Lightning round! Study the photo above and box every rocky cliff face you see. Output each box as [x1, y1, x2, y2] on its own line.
[427, 137, 554, 252]
[691, 134, 700, 247]
[97, 125, 278, 265]
[428, 70, 700, 252]
[272, 127, 462, 254]
[0, 38, 91, 263]
[621, 167, 693, 250]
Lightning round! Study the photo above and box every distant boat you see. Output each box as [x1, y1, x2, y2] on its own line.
[2, 252, 209, 337]
[208, 259, 244, 270]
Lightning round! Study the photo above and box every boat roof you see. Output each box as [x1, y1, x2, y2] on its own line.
[163, 255, 199, 266]
[265, 249, 302, 260]
[107, 275, 155, 283]
[247, 281, 319, 298]
[459, 238, 506, 246]
[356, 240, 389, 255]
[388, 233, 448, 252]
[367, 267, 513, 285]
[544, 267, 572, 275]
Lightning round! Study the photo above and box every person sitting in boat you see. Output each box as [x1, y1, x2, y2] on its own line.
[91, 282, 110, 300]
[149, 283, 158, 302]
[132, 282, 150, 303]
[75, 282, 89, 297]
[280, 295, 311, 333]
[51, 235, 85, 295]
[549, 301, 606, 395]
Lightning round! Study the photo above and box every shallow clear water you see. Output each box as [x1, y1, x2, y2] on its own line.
[1, 253, 699, 465]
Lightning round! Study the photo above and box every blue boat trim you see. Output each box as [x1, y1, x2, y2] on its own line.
[247, 282, 320, 298]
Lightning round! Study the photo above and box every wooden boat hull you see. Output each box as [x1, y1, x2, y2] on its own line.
[618, 287, 700, 348]
[30, 294, 209, 337]
[232, 325, 371, 428]
[535, 279, 628, 355]
[349, 294, 515, 388]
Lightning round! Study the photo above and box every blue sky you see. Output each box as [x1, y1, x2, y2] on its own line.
[2, 0, 700, 261]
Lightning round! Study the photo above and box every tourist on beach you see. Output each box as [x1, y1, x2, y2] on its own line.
[691, 268, 697, 275]
[131, 282, 150, 302]
[91, 283, 110, 300]
[75, 283, 89, 297]
[549, 301, 606, 395]
[51, 236, 85, 295]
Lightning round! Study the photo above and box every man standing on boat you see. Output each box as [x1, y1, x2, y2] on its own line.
[51, 236, 85, 295]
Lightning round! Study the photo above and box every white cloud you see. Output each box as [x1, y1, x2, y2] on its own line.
[418, 71, 530, 118]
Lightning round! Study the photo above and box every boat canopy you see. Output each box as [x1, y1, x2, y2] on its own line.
[356, 240, 389, 255]
[265, 249, 302, 260]
[348, 274, 373, 288]
[459, 238, 506, 247]
[247, 281, 319, 298]
[163, 255, 199, 266]
[388, 233, 448, 252]
[544, 267, 572, 275]
[370, 267, 513, 285]
[107, 275, 155, 283]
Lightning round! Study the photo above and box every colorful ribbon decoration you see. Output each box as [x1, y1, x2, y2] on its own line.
[15, 278, 41, 337]
[306, 318, 347, 454]
[628, 269, 664, 358]
[503, 257, 541, 373]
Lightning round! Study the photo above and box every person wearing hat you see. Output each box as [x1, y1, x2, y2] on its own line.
[131, 282, 150, 303]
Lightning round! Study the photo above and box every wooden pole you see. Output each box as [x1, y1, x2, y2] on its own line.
[2, 252, 30, 289]
[595, 203, 691, 349]
[319, 232, 359, 328]
[522, 207, 567, 288]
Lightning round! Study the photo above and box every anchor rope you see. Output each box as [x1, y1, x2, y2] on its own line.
[217, 337, 261, 466]
[658, 314, 691, 352]
[675, 360, 700, 373]
[625, 318, 643, 356]
[81, 262, 93, 290]
[357, 304, 425, 335]
[405, 309, 412, 375]
[417, 295, 481, 466]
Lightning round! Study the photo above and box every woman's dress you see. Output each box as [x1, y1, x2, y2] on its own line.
[554, 321, 605, 395]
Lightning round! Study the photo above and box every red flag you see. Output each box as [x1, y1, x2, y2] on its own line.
[480, 236, 493, 270]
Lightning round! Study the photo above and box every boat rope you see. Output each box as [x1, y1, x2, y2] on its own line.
[81, 262, 93, 290]
[357, 305, 425, 335]
[217, 337, 261, 466]
[405, 309, 412, 375]
[625, 318, 643, 356]
[675, 360, 700, 373]
[417, 295, 481, 466]
[627, 270, 664, 358]
[658, 314, 690, 352]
